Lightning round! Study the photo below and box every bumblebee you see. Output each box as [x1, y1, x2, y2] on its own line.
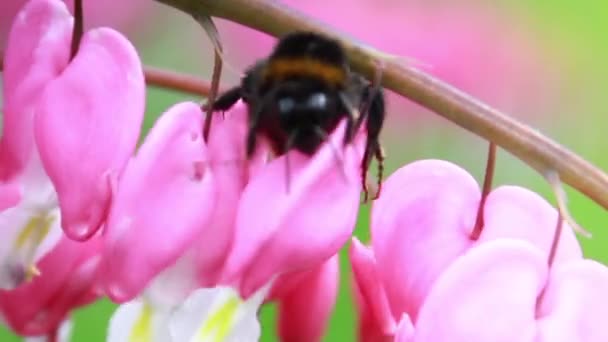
[211, 31, 386, 200]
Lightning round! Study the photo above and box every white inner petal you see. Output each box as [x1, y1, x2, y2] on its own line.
[144, 252, 199, 310]
[170, 283, 272, 342]
[107, 299, 172, 342]
[0, 157, 61, 289]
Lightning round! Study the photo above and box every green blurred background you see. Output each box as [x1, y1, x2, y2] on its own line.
[1, 0, 608, 340]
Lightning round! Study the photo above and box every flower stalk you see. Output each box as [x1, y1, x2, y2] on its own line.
[471, 142, 496, 241]
[152, 0, 608, 213]
[69, 0, 83, 60]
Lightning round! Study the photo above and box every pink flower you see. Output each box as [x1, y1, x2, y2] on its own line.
[34, 6, 145, 240]
[269, 254, 340, 342]
[220, 111, 364, 298]
[0, 0, 71, 289]
[219, 1, 551, 117]
[99, 101, 215, 303]
[350, 159, 608, 341]
[0, 234, 101, 337]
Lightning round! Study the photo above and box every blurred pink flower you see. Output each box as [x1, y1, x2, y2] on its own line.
[269, 254, 340, 342]
[99, 101, 215, 303]
[34, 11, 145, 241]
[0, 234, 101, 337]
[0, 0, 152, 48]
[219, 1, 551, 118]
[350, 159, 608, 341]
[0, 0, 71, 289]
[221, 111, 364, 298]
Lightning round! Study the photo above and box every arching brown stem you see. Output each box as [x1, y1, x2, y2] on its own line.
[547, 212, 564, 267]
[1, 53, 215, 96]
[144, 66, 215, 96]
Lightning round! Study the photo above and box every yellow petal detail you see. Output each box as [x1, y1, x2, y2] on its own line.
[194, 295, 241, 342]
[129, 302, 153, 342]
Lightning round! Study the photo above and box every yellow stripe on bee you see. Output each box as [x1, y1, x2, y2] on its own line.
[264, 58, 346, 86]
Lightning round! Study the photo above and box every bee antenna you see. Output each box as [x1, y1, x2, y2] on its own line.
[313, 126, 348, 183]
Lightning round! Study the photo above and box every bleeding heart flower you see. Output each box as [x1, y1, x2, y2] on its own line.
[34, 20, 145, 241]
[370, 159, 581, 321]
[221, 119, 364, 298]
[99, 101, 215, 303]
[349, 159, 608, 341]
[0, 0, 71, 289]
[269, 254, 340, 342]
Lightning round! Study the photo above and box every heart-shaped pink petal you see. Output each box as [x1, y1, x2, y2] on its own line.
[34, 27, 145, 240]
[99, 102, 215, 303]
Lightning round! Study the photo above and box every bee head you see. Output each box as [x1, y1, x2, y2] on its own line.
[273, 81, 342, 154]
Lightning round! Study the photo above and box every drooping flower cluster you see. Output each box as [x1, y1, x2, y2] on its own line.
[350, 160, 608, 341]
[1, 1, 607, 342]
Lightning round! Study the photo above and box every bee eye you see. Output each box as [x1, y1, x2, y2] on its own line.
[278, 98, 296, 113]
[307, 93, 328, 109]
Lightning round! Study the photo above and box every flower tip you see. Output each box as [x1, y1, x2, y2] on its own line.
[62, 220, 100, 241]
[104, 280, 136, 304]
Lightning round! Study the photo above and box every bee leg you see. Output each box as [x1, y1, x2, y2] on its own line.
[361, 146, 373, 203]
[361, 85, 385, 202]
[202, 86, 243, 141]
[372, 144, 385, 200]
[209, 86, 242, 111]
